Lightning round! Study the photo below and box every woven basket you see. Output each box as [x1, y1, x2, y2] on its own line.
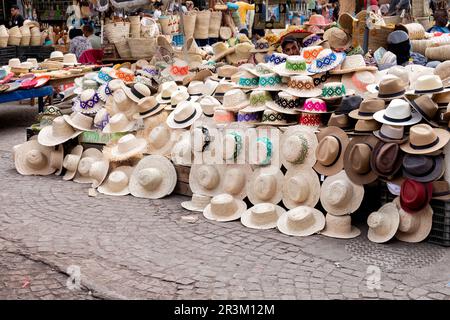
[159, 16, 172, 35]
[194, 9, 211, 40]
[395, 23, 425, 40]
[30, 36, 41, 46]
[20, 36, 31, 46]
[383, 16, 401, 26]
[141, 18, 159, 38]
[219, 26, 232, 40]
[430, 36, 450, 46]
[129, 16, 141, 38]
[183, 11, 197, 39]
[115, 40, 132, 58]
[8, 35, 21, 46]
[0, 36, 8, 48]
[208, 10, 222, 38]
[104, 22, 130, 43]
[425, 45, 450, 61]
[411, 39, 432, 55]
[128, 38, 157, 59]
[354, 15, 393, 52]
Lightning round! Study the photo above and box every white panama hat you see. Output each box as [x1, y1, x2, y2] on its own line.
[241, 203, 286, 230]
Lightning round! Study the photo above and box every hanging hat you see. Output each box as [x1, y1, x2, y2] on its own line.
[277, 206, 325, 237]
[122, 83, 151, 103]
[14, 140, 63, 176]
[343, 135, 379, 185]
[203, 193, 247, 222]
[73, 148, 105, 184]
[221, 89, 250, 112]
[282, 167, 320, 209]
[370, 141, 404, 180]
[129, 155, 177, 199]
[181, 193, 212, 212]
[273, 56, 312, 77]
[189, 164, 222, 196]
[257, 109, 295, 126]
[373, 124, 408, 144]
[103, 113, 136, 133]
[323, 27, 352, 51]
[62, 145, 83, 181]
[283, 75, 322, 98]
[166, 100, 202, 129]
[38, 116, 82, 147]
[320, 82, 354, 101]
[349, 98, 385, 120]
[402, 154, 444, 183]
[241, 203, 285, 230]
[351, 119, 381, 136]
[400, 179, 433, 214]
[73, 89, 105, 114]
[147, 124, 182, 157]
[373, 99, 421, 126]
[266, 92, 301, 115]
[400, 124, 450, 155]
[63, 112, 95, 132]
[320, 214, 361, 239]
[221, 164, 253, 200]
[367, 202, 400, 243]
[105, 134, 147, 162]
[407, 95, 439, 127]
[247, 165, 283, 205]
[396, 200, 433, 243]
[307, 49, 346, 74]
[98, 166, 133, 196]
[320, 170, 364, 215]
[280, 126, 318, 170]
[133, 96, 165, 119]
[313, 126, 349, 176]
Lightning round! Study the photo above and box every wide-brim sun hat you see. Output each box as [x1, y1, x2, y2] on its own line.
[189, 164, 223, 197]
[98, 166, 134, 196]
[241, 203, 286, 230]
[400, 124, 450, 155]
[166, 101, 202, 129]
[395, 198, 433, 243]
[307, 50, 346, 74]
[320, 214, 361, 239]
[367, 202, 400, 243]
[63, 112, 95, 132]
[14, 140, 62, 176]
[147, 125, 183, 157]
[282, 167, 320, 210]
[221, 164, 253, 200]
[373, 99, 422, 126]
[343, 135, 379, 185]
[73, 148, 105, 184]
[203, 193, 247, 222]
[129, 155, 177, 199]
[247, 165, 284, 205]
[181, 193, 212, 212]
[62, 145, 83, 181]
[280, 125, 318, 170]
[277, 206, 325, 237]
[37, 116, 82, 147]
[313, 126, 350, 176]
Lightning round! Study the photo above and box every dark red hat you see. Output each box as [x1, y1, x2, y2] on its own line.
[400, 179, 433, 213]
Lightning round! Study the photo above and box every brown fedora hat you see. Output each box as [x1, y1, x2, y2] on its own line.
[313, 126, 350, 176]
[407, 95, 439, 127]
[432, 180, 450, 200]
[349, 98, 385, 120]
[344, 135, 379, 185]
[326, 113, 352, 131]
[402, 154, 444, 183]
[373, 124, 408, 144]
[350, 119, 381, 136]
[370, 141, 404, 180]
[377, 78, 406, 100]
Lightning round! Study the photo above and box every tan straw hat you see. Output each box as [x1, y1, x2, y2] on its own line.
[400, 124, 450, 155]
[98, 166, 134, 196]
[62, 145, 83, 181]
[241, 203, 286, 229]
[189, 164, 223, 197]
[320, 170, 364, 215]
[37, 116, 82, 147]
[14, 140, 63, 176]
[146, 124, 183, 157]
[282, 167, 320, 210]
[129, 155, 177, 199]
[280, 126, 318, 170]
[349, 98, 385, 120]
[320, 214, 361, 239]
[73, 148, 105, 184]
[247, 165, 284, 205]
[343, 135, 379, 185]
[395, 198, 433, 243]
[367, 202, 400, 243]
[323, 27, 352, 51]
[313, 126, 349, 176]
[203, 193, 247, 222]
[181, 193, 212, 212]
[222, 164, 253, 200]
[106, 134, 147, 161]
[330, 54, 377, 75]
[277, 206, 325, 237]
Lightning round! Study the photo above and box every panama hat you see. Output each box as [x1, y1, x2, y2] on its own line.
[320, 170, 364, 215]
[233, 70, 259, 90]
[110, 89, 138, 119]
[434, 61, 450, 87]
[156, 81, 178, 104]
[300, 98, 332, 114]
[280, 126, 317, 170]
[241, 203, 286, 230]
[146, 124, 182, 157]
[221, 164, 252, 200]
[161, 58, 194, 82]
[189, 164, 223, 197]
[367, 202, 400, 243]
[307, 49, 346, 74]
[330, 54, 377, 75]
[266, 92, 301, 115]
[14, 140, 63, 176]
[95, 67, 114, 84]
[247, 165, 283, 205]
[320, 214, 361, 239]
[277, 206, 325, 237]
[313, 126, 349, 176]
[73, 148, 105, 184]
[327, 113, 352, 131]
[38, 116, 82, 147]
[341, 71, 381, 97]
[88, 156, 110, 188]
[256, 73, 286, 92]
[373, 78, 407, 100]
[181, 193, 212, 212]
[283, 75, 322, 98]
[199, 96, 221, 118]
[396, 199, 433, 243]
[133, 96, 165, 120]
[222, 89, 250, 112]
[343, 135, 379, 185]
[349, 98, 385, 120]
[63, 112, 95, 132]
[323, 27, 352, 51]
[122, 82, 151, 103]
[302, 33, 326, 48]
[111, 67, 135, 84]
[282, 167, 320, 210]
[239, 90, 270, 113]
[373, 99, 422, 126]
[165, 89, 193, 111]
[221, 130, 245, 162]
[407, 75, 448, 95]
[402, 154, 444, 183]
[203, 193, 247, 222]
[73, 89, 105, 114]
[74, 79, 99, 95]
[211, 42, 235, 62]
[370, 141, 404, 180]
[62, 145, 83, 181]
[171, 131, 192, 166]
[257, 109, 296, 127]
[103, 113, 136, 133]
[320, 82, 355, 101]
[129, 155, 177, 199]
[105, 134, 147, 162]
[166, 100, 202, 129]
[407, 95, 439, 127]
[373, 124, 407, 144]
[273, 56, 312, 77]
[400, 124, 450, 155]
[211, 65, 239, 81]
[98, 166, 133, 196]
[350, 119, 381, 136]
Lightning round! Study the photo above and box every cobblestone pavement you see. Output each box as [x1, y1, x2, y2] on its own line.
[1, 103, 450, 300]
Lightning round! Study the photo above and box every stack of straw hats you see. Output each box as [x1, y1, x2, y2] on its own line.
[8, 26, 22, 46]
[0, 25, 9, 48]
[19, 25, 31, 46]
[30, 27, 41, 46]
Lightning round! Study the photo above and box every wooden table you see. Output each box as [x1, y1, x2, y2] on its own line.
[102, 57, 139, 64]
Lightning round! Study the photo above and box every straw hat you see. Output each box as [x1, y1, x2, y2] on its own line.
[73, 89, 105, 114]
[247, 165, 283, 205]
[62, 145, 83, 181]
[103, 113, 136, 133]
[349, 98, 385, 120]
[432, 180, 450, 201]
[133, 96, 164, 119]
[307, 49, 346, 74]
[189, 164, 223, 196]
[282, 167, 320, 209]
[272, 56, 312, 77]
[373, 124, 407, 144]
[211, 42, 235, 62]
[73, 148, 105, 184]
[320, 214, 361, 239]
[343, 135, 379, 185]
[400, 124, 450, 155]
[121, 83, 151, 103]
[200, 96, 221, 118]
[304, 14, 331, 27]
[257, 109, 295, 127]
[283, 75, 322, 98]
[63, 112, 95, 132]
[106, 134, 147, 162]
[95, 67, 114, 85]
[367, 202, 400, 243]
[171, 131, 192, 166]
[222, 89, 250, 112]
[265, 92, 301, 115]
[111, 67, 135, 84]
[110, 89, 138, 119]
[323, 27, 351, 51]
[49, 51, 64, 61]
[313, 126, 349, 176]
[98, 166, 134, 196]
[330, 54, 377, 75]
[320, 82, 355, 101]
[280, 126, 317, 170]
[166, 89, 191, 111]
[373, 99, 422, 126]
[161, 58, 194, 82]
[14, 140, 63, 176]
[320, 170, 364, 215]
[88, 156, 110, 188]
[146, 124, 182, 157]
[372, 78, 407, 100]
[222, 164, 252, 200]
[434, 61, 450, 88]
[277, 206, 325, 237]
[37, 116, 82, 147]
[129, 155, 177, 199]
[233, 70, 259, 90]
[166, 100, 202, 129]
[407, 95, 439, 127]
[241, 203, 286, 230]
[211, 65, 239, 81]
[203, 193, 247, 222]
[62, 53, 79, 66]
[181, 193, 212, 212]
[395, 200, 433, 243]
[300, 98, 331, 114]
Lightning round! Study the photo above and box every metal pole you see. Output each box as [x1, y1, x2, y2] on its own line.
[362, 1, 370, 54]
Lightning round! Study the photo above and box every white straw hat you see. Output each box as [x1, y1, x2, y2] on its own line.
[181, 193, 212, 212]
[129, 155, 177, 199]
[189, 164, 223, 197]
[373, 99, 422, 126]
[282, 167, 320, 209]
[106, 134, 147, 162]
[241, 203, 286, 229]
[133, 96, 165, 119]
[280, 126, 318, 170]
[277, 206, 325, 237]
[88, 157, 110, 188]
[320, 214, 361, 239]
[122, 82, 151, 103]
[166, 100, 202, 129]
[14, 140, 63, 176]
[320, 170, 364, 215]
[38, 116, 82, 147]
[98, 166, 134, 196]
[74, 148, 105, 184]
[156, 81, 179, 104]
[103, 112, 136, 133]
[147, 124, 183, 157]
[63, 112, 95, 132]
[203, 193, 247, 222]
[62, 145, 83, 181]
[395, 199, 433, 243]
[73, 89, 105, 114]
[367, 202, 400, 243]
[222, 164, 253, 200]
[247, 165, 284, 205]
[110, 88, 138, 119]
[171, 131, 192, 166]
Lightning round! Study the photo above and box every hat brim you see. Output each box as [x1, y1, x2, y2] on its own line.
[320, 223, 361, 239]
[277, 207, 325, 237]
[330, 65, 378, 75]
[63, 145, 83, 181]
[181, 200, 210, 212]
[63, 115, 95, 132]
[90, 159, 110, 188]
[134, 103, 165, 120]
[395, 205, 433, 243]
[241, 204, 286, 229]
[283, 87, 322, 98]
[372, 130, 408, 144]
[147, 129, 182, 157]
[240, 105, 266, 113]
[266, 101, 301, 115]
[280, 125, 318, 171]
[247, 165, 284, 206]
[97, 166, 133, 196]
[313, 127, 350, 177]
[407, 98, 440, 128]
[37, 125, 82, 147]
[129, 155, 177, 199]
[373, 109, 422, 126]
[14, 140, 54, 176]
[307, 52, 346, 74]
[166, 103, 203, 129]
[320, 170, 364, 215]
[108, 138, 147, 162]
[102, 120, 136, 134]
[320, 89, 356, 101]
[72, 100, 105, 115]
[400, 128, 450, 155]
[343, 135, 379, 185]
[203, 198, 247, 222]
[282, 167, 320, 209]
[402, 155, 444, 183]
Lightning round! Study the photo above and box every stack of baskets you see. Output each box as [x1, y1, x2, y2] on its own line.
[20, 25, 31, 46]
[129, 15, 141, 39]
[0, 25, 9, 48]
[30, 27, 42, 46]
[353, 11, 393, 52]
[104, 20, 131, 58]
[8, 27, 22, 46]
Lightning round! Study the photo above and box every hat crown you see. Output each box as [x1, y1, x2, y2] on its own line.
[401, 179, 430, 211]
[70, 112, 93, 129]
[435, 61, 450, 80]
[250, 90, 271, 106]
[53, 116, 77, 137]
[254, 173, 276, 201]
[261, 109, 286, 124]
[137, 96, 157, 113]
[359, 98, 385, 114]
[326, 180, 352, 207]
[409, 124, 438, 148]
[283, 134, 308, 164]
[109, 113, 131, 132]
[403, 154, 435, 176]
[80, 88, 97, 102]
[223, 167, 246, 195]
[367, 211, 389, 232]
[173, 101, 198, 123]
[357, 119, 379, 132]
[379, 79, 405, 95]
[138, 168, 163, 190]
[316, 136, 340, 166]
[413, 95, 438, 119]
[196, 165, 220, 190]
[133, 83, 151, 97]
[217, 65, 238, 78]
[223, 89, 248, 108]
[210, 194, 237, 216]
[380, 124, 404, 140]
[117, 134, 141, 153]
[171, 90, 190, 105]
[350, 144, 371, 174]
[385, 99, 411, 120]
[89, 160, 108, 181]
[250, 203, 278, 224]
[328, 114, 349, 128]
[386, 66, 409, 85]
[325, 214, 352, 234]
[287, 175, 309, 202]
[191, 193, 211, 206]
[308, 14, 326, 25]
[78, 157, 95, 176]
[376, 142, 400, 174]
[287, 207, 316, 229]
[63, 154, 79, 171]
[26, 149, 47, 169]
[303, 98, 327, 112]
[398, 209, 421, 233]
[414, 75, 443, 92]
[341, 54, 365, 69]
[149, 125, 170, 148]
[63, 53, 77, 63]
[161, 81, 178, 98]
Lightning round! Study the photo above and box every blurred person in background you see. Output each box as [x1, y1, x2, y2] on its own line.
[69, 28, 92, 59]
